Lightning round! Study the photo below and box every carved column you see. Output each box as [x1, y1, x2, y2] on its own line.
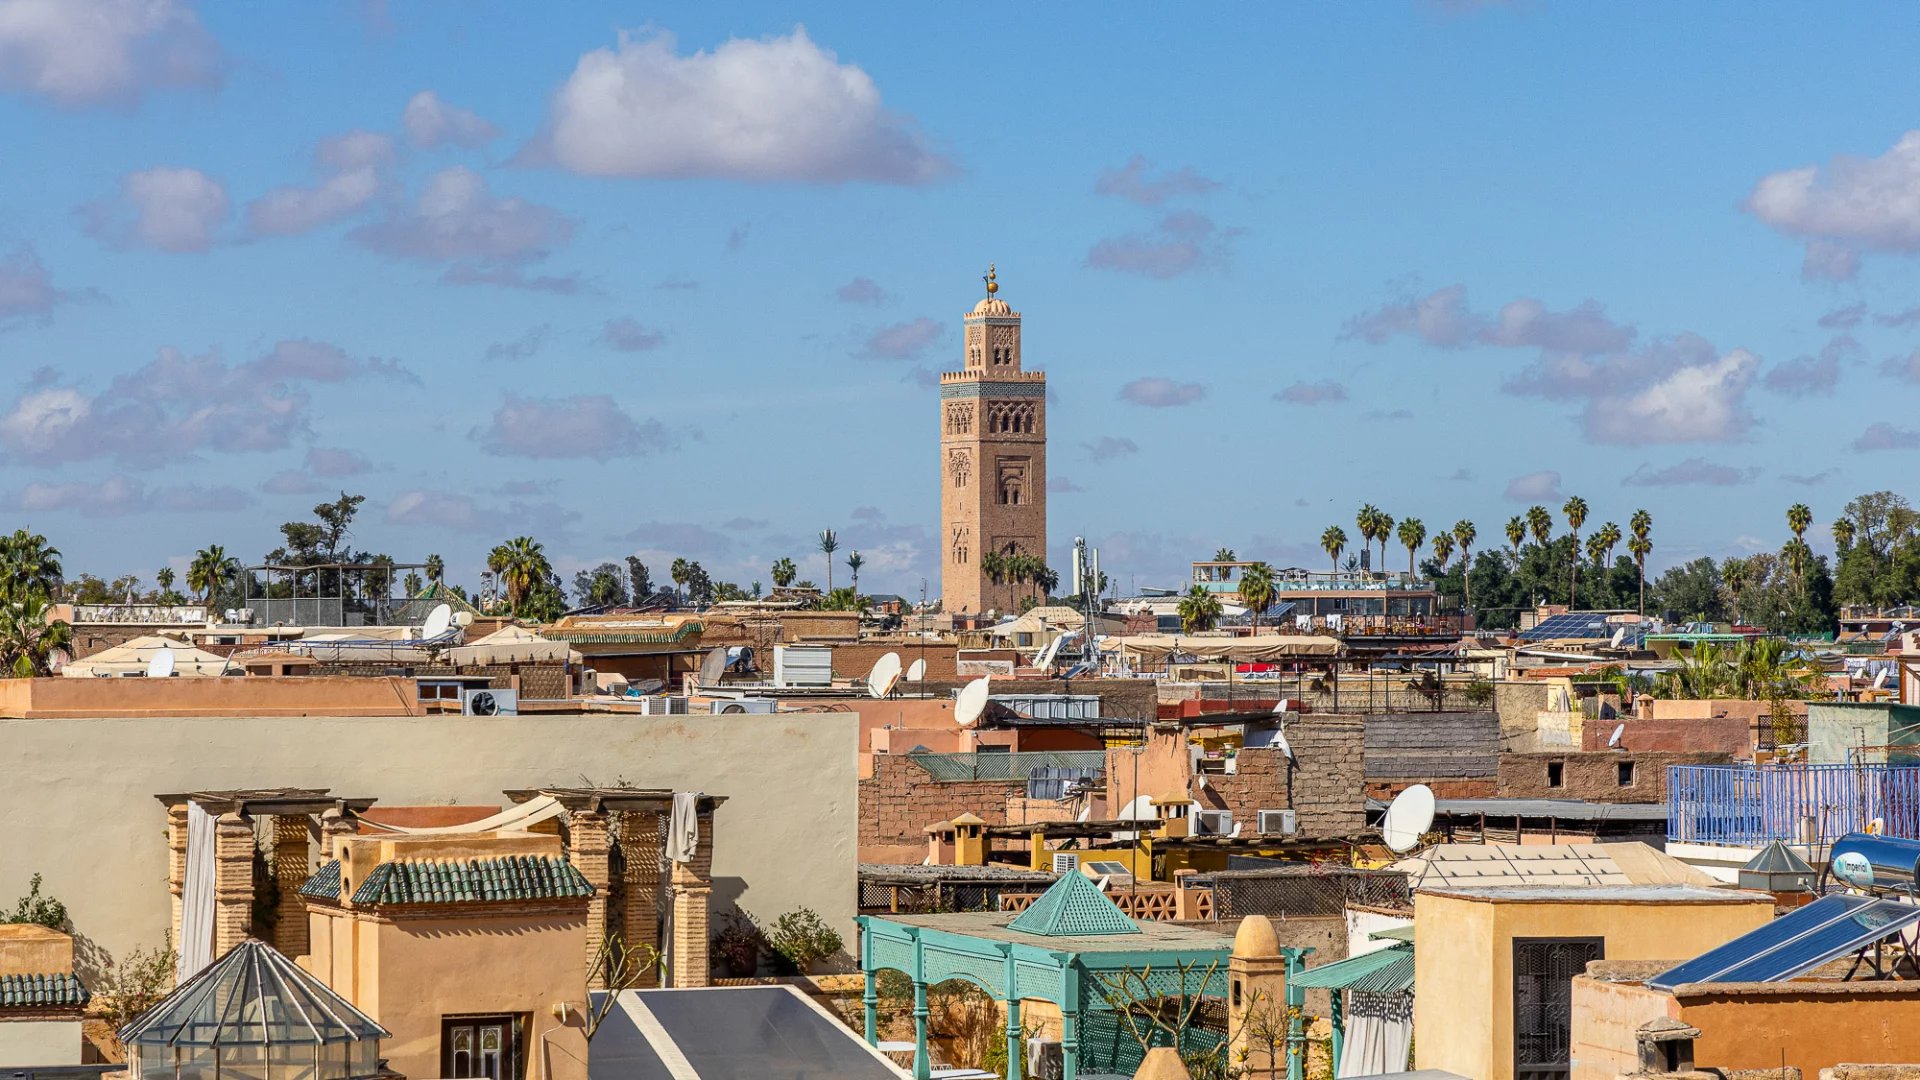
[166, 803, 190, 948]
[272, 816, 311, 958]
[570, 811, 612, 989]
[212, 812, 256, 957]
[619, 811, 665, 987]
[668, 811, 713, 988]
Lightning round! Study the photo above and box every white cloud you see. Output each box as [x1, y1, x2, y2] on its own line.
[1275, 380, 1347, 405]
[470, 393, 673, 460]
[6, 473, 250, 516]
[1801, 240, 1859, 282]
[1343, 284, 1634, 355]
[350, 166, 573, 285]
[1854, 422, 1920, 452]
[1622, 458, 1760, 487]
[835, 276, 885, 305]
[82, 166, 228, 251]
[1583, 348, 1758, 445]
[600, 317, 665, 352]
[1119, 377, 1205, 408]
[402, 90, 499, 149]
[1085, 212, 1238, 278]
[0, 0, 221, 108]
[1082, 436, 1139, 458]
[0, 244, 77, 324]
[1820, 302, 1867, 329]
[484, 325, 549, 362]
[1763, 334, 1859, 397]
[245, 131, 394, 237]
[1503, 470, 1564, 502]
[530, 27, 950, 184]
[1093, 156, 1221, 206]
[386, 488, 582, 535]
[305, 446, 371, 477]
[1882, 348, 1920, 385]
[1746, 131, 1920, 253]
[860, 317, 940, 360]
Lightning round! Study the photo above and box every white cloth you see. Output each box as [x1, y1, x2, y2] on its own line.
[1337, 993, 1414, 1078]
[177, 801, 217, 981]
[667, 792, 700, 864]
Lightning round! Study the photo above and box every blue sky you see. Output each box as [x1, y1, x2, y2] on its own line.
[2, 1, 1919, 600]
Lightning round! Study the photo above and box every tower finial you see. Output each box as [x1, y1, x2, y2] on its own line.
[984, 263, 998, 295]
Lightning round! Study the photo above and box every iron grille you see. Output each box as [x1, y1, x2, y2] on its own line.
[1513, 937, 1602, 1080]
[1201, 867, 1410, 919]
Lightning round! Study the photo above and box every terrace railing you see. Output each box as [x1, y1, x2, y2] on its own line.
[1667, 763, 1920, 847]
[904, 750, 1106, 783]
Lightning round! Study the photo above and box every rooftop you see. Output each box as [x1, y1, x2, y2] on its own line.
[878, 909, 1231, 951]
[1422, 884, 1765, 904]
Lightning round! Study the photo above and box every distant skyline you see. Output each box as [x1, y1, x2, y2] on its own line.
[2, 2, 1918, 599]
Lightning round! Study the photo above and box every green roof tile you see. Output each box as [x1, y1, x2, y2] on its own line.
[299, 860, 342, 900]
[0, 972, 88, 1008]
[1006, 872, 1140, 937]
[349, 855, 594, 907]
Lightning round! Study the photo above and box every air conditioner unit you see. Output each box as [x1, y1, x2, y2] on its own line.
[1026, 1037, 1064, 1080]
[1257, 809, 1296, 836]
[1195, 809, 1234, 836]
[638, 695, 688, 715]
[1051, 852, 1079, 875]
[709, 697, 779, 715]
[462, 689, 518, 716]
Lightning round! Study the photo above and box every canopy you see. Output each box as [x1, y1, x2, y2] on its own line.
[1289, 943, 1414, 994]
[61, 636, 230, 678]
[1111, 633, 1345, 662]
[446, 624, 577, 666]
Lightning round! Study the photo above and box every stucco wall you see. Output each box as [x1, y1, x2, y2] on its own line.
[1568, 974, 1677, 1080]
[1681, 984, 1920, 1076]
[0, 712, 856, 970]
[0, 1019, 84, 1065]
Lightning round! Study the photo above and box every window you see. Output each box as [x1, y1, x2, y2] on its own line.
[1546, 761, 1564, 788]
[1513, 938, 1603, 1080]
[1617, 761, 1635, 787]
[441, 1016, 524, 1080]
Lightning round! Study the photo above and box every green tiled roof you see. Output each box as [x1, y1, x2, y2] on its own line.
[349, 855, 594, 906]
[1006, 872, 1140, 937]
[300, 860, 343, 900]
[0, 973, 88, 1008]
[1288, 944, 1414, 995]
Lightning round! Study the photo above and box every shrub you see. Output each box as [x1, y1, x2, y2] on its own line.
[1462, 678, 1495, 707]
[95, 939, 177, 1037]
[765, 908, 843, 974]
[6, 873, 66, 931]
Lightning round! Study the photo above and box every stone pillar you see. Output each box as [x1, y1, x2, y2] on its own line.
[619, 812, 664, 987]
[911, 979, 930, 1080]
[212, 811, 255, 957]
[166, 803, 189, 948]
[570, 810, 612, 989]
[1005, 998, 1023, 1080]
[272, 816, 311, 959]
[667, 813, 712, 988]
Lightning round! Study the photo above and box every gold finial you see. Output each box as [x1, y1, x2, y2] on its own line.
[983, 263, 998, 295]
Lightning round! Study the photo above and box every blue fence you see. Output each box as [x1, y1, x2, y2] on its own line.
[1668, 763, 1920, 846]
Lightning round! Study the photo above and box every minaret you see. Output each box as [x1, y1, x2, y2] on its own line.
[940, 265, 1047, 616]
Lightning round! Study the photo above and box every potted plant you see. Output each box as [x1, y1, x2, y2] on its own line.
[712, 912, 765, 978]
[766, 908, 844, 976]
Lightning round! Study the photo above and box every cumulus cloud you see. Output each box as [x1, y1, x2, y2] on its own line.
[484, 325, 549, 362]
[245, 131, 393, 237]
[1820, 302, 1867, 329]
[1085, 211, 1238, 278]
[350, 166, 575, 288]
[386, 488, 581, 534]
[402, 90, 499, 148]
[1801, 240, 1860, 282]
[1883, 348, 1920, 384]
[1583, 348, 1759, 445]
[600, 317, 665, 352]
[1854, 422, 1920, 452]
[1093, 156, 1221, 205]
[470, 393, 672, 460]
[1342, 284, 1635, 354]
[6, 474, 250, 516]
[1119, 377, 1205, 408]
[860, 316, 940, 360]
[528, 27, 951, 184]
[1504, 470, 1564, 502]
[0, 244, 78, 325]
[1746, 132, 1920, 257]
[1275, 380, 1347, 405]
[258, 470, 321, 495]
[81, 166, 229, 251]
[1082, 436, 1139, 458]
[835, 276, 886, 305]
[0, 340, 413, 465]
[1763, 334, 1859, 397]
[304, 446, 371, 477]
[1622, 458, 1760, 487]
[1049, 475, 1085, 493]
[0, 0, 222, 108]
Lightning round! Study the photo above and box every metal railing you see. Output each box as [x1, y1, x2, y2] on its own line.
[1667, 763, 1920, 847]
[904, 750, 1106, 782]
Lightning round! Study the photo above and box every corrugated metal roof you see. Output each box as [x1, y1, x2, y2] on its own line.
[1288, 945, 1413, 994]
[0, 973, 87, 1008]
[350, 855, 594, 906]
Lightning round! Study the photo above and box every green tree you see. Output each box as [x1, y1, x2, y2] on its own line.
[846, 550, 865, 593]
[0, 593, 71, 677]
[669, 557, 691, 601]
[1722, 557, 1752, 621]
[1320, 526, 1347, 573]
[1213, 547, 1236, 562]
[1238, 562, 1275, 632]
[487, 536, 552, 615]
[818, 529, 839, 592]
[0, 530, 62, 603]
[1833, 517, 1856, 553]
[1505, 516, 1526, 567]
[1178, 585, 1223, 633]
[1431, 531, 1455, 576]
[1562, 495, 1589, 607]
[425, 553, 445, 584]
[1652, 557, 1726, 622]
[818, 586, 865, 612]
[188, 546, 239, 606]
[1629, 510, 1653, 616]
[1397, 518, 1427, 578]
[1787, 503, 1812, 545]
[1453, 520, 1477, 608]
[626, 556, 653, 599]
[771, 557, 797, 588]
[1527, 505, 1554, 549]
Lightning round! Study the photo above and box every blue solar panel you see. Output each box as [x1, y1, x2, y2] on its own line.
[1520, 613, 1613, 641]
[1648, 894, 1920, 990]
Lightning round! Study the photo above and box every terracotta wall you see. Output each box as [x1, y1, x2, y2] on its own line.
[858, 753, 1026, 861]
[0, 675, 425, 718]
[1497, 750, 1734, 803]
[1108, 716, 1367, 838]
[1585, 698, 1770, 758]
[831, 641, 959, 682]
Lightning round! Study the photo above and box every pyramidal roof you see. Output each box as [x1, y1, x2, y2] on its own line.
[1006, 871, 1140, 937]
[120, 939, 388, 1048]
[1743, 839, 1816, 875]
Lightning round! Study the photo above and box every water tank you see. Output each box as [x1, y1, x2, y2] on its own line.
[1826, 832, 1920, 892]
[772, 645, 832, 688]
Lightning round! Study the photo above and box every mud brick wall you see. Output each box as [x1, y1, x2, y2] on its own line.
[859, 753, 1026, 855]
[1204, 715, 1366, 836]
[1497, 750, 1734, 803]
[1365, 711, 1499, 800]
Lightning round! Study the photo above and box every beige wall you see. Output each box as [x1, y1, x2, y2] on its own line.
[0, 925, 74, 975]
[1414, 891, 1773, 1080]
[0, 675, 426, 718]
[0, 1019, 84, 1065]
[0, 712, 857, 970]
[1568, 974, 1677, 1080]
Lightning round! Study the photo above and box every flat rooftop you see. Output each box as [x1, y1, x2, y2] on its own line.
[876, 910, 1232, 951]
[1422, 884, 1766, 904]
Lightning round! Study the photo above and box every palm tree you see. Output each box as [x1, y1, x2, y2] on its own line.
[1526, 505, 1553, 549]
[846, 550, 865, 593]
[1375, 511, 1395, 568]
[1723, 557, 1752, 622]
[1596, 521, 1622, 565]
[426, 553, 445, 585]
[981, 550, 1006, 587]
[1562, 495, 1589, 607]
[0, 593, 70, 676]
[771, 557, 797, 588]
[156, 567, 176, 595]
[1452, 520, 1477, 607]
[1035, 566, 1059, 601]
[1320, 526, 1347, 574]
[1505, 516, 1526, 567]
[669, 557, 691, 601]
[1214, 547, 1237, 562]
[1397, 518, 1427, 578]
[818, 529, 838, 592]
[1431, 531, 1455, 574]
[1585, 532, 1607, 568]
[1833, 518, 1857, 552]
[1355, 505, 1382, 571]
[1787, 503, 1812, 544]
[489, 536, 550, 615]
[1628, 510, 1653, 616]
[188, 545, 238, 607]
[1178, 585, 1223, 633]
[0, 530, 62, 603]
[1239, 561, 1276, 633]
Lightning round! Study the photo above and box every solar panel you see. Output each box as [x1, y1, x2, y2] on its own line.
[1520, 613, 1614, 641]
[591, 986, 904, 1080]
[1648, 894, 1920, 990]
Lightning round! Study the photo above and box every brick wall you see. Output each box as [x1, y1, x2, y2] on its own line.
[1583, 706, 1769, 758]
[1202, 715, 1366, 837]
[918, 677, 1159, 723]
[858, 754, 1026, 857]
[1497, 750, 1734, 803]
[1364, 711, 1498, 784]
[833, 641, 959, 682]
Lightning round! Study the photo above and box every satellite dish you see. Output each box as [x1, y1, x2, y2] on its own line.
[1608, 723, 1626, 749]
[1874, 669, 1891, 690]
[954, 675, 992, 728]
[1833, 851, 1875, 889]
[698, 647, 728, 687]
[422, 603, 454, 640]
[1610, 627, 1627, 649]
[1381, 784, 1436, 855]
[1272, 726, 1294, 761]
[867, 652, 903, 699]
[906, 658, 926, 682]
[147, 647, 176, 679]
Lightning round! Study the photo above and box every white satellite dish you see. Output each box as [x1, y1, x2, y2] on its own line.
[1608, 723, 1626, 749]
[1272, 726, 1295, 761]
[422, 603, 454, 640]
[147, 647, 176, 679]
[954, 675, 992, 728]
[1381, 784, 1436, 855]
[1873, 669, 1891, 690]
[867, 652, 903, 699]
[1610, 627, 1627, 649]
[906, 658, 927, 682]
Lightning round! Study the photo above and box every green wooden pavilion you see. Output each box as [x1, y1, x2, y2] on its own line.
[857, 872, 1233, 1080]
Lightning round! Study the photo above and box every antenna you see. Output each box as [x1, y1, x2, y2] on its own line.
[954, 675, 991, 728]
[867, 652, 903, 699]
[422, 603, 454, 640]
[147, 646, 176, 679]
[1608, 723, 1626, 749]
[905, 658, 926, 682]
[1381, 784, 1436, 855]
